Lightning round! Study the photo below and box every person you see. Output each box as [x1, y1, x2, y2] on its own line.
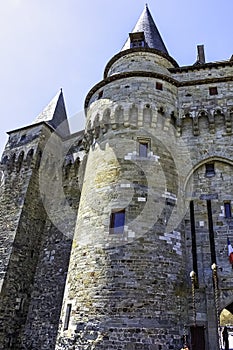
[222, 326, 229, 350]
[180, 344, 189, 350]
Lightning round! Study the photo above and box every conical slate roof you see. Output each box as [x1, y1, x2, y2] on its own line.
[34, 89, 70, 138]
[121, 4, 168, 55]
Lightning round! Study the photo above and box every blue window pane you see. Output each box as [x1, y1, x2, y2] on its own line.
[224, 203, 232, 218]
[139, 142, 148, 157]
[110, 210, 125, 234]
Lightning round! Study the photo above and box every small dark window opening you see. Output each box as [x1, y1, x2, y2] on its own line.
[20, 134, 26, 141]
[209, 87, 218, 95]
[224, 202, 232, 218]
[129, 32, 146, 48]
[63, 304, 72, 331]
[170, 111, 176, 127]
[156, 82, 163, 91]
[97, 91, 103, 99]
[205, 163, 215, 177]
[165, 198, 176, 206]
[131, 40, 145, 48]
[110, 210, 125, 234]
[7, 336, 13, 348]
[139, 141, 149, 157]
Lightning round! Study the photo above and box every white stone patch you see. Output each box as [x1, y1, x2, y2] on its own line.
[124, 151, 160, 161]
[96, 186, 111, 192]
[120, 183, 131, 188]
[162, 191, 177, 201]
[199, 221, 205, 227]
[0, 279, 3, 293]
[159, 231, 182, 255]
[138, 197, 146, 202]
[159, 236, 167, 241]
[151, 154, 160, 161]
[124, 226, 136, 238]
[124, 155, 132, 160]
[127, 231, 135, 238]
[219, 205, 225, 217]
[173, 242, 182, 255]
[73, 151, 85, 161]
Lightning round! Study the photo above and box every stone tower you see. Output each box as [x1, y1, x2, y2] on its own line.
[1, 4, 233, 350]
[55, 5, 207, 349]
[0, 90, 82, 350]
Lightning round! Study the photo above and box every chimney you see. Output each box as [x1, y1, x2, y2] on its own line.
[197, 45, 205, 64]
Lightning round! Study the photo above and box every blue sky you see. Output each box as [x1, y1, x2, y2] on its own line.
[0, 0, 233, 154]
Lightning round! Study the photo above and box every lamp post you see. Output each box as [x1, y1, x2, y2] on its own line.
[190, 270, 197, 327]
[211, 263, 222, 350]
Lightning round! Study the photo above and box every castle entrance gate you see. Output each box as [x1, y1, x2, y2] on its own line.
[190, 326, 205, 350]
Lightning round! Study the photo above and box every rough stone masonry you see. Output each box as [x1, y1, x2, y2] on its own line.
[1, 4, 233, 350]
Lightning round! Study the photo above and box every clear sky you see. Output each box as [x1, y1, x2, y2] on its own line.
[0, 0, 233, 154]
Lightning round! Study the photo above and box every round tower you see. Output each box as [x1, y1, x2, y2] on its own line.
[56, 5, 192, 349]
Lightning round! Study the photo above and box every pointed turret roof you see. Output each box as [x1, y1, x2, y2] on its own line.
[121, 4, 168, 55]
[34, 89, 70, 138]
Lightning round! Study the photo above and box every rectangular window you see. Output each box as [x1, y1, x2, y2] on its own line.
[63, 304, 72, 331]
[139, 140, 149, 157]
[110, 210, 125, 234]
[205, 163, 215, 177]
[209, 87, 218, 95]
[224, 202, 232, 218]
[156, 82, 163, 91]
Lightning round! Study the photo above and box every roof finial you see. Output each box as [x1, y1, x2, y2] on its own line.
[145, 3, 148, 8]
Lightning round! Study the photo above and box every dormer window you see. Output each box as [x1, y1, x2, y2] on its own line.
[129, 32, 146, 48]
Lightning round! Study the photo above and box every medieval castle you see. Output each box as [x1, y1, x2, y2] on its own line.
[0, 4, 233, 350]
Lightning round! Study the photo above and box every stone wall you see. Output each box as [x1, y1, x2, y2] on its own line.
[0, 125, 83, 349]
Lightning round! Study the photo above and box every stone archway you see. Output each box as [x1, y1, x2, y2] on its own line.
[220, 305, 233, 326]
[220, 304, 233, 349]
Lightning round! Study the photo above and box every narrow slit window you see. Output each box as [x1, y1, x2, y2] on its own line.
[205, 163, 215, 177]
[97, 90, 103, 99]
[156, 82, 163, 91]
[139, 140, 149, 158]
[209, 87, 218, 95]
[63, 304, 72, 331]
[110, 210, 125, 234]
[224, 202, 232, 218]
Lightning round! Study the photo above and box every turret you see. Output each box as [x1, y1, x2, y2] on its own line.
[0, 90, 74, 349]
[56, 6, 191, 349]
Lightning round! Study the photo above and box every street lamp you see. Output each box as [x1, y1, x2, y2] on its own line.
[190, 270, 197, 327]
[211, 263, 222, 350]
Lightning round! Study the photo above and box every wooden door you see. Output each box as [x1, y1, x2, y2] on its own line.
[190, 326, 205, 350]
